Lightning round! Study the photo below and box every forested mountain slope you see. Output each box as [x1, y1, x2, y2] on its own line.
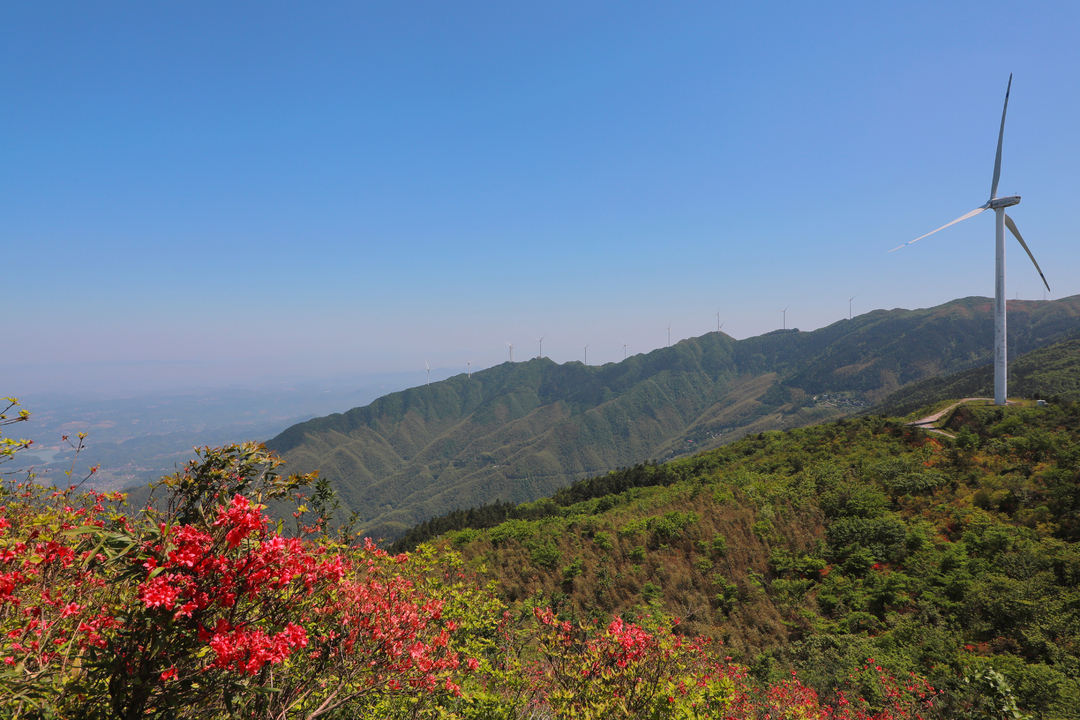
[409, 401, 1080, 719]
[266, 295, 1080, 539]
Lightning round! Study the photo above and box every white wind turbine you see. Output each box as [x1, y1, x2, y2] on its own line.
[781, 306, 789, 330]
[848, 294, 857, 321]
[536, 335, 546, 359]
[583, 343, 590, 366]
[466, 360, 473, 378]
[889, 74, 1050, 406]
[622, 342, 627, 360]
[425, 361, 430, 386]
[505, 341, 515, 362]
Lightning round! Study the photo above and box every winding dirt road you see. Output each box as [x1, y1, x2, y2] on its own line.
[906, 398, 996, 439]
[908, 398, 993, 428]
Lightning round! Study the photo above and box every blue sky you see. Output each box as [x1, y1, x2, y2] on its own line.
[5, 1, 1080, 394]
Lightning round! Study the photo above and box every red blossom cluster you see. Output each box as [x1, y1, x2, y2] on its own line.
[204, 618, 308, 674]
[0, 487, 124, 677]
[135, 497, 343, 632]
[213, 493, 267, 548]
[0, 443, 484, 718]
[602, 616, 656, 668]
[314, 538, 470, 696]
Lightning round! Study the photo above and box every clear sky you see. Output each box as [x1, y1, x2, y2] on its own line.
[5, 1, 1080, 395]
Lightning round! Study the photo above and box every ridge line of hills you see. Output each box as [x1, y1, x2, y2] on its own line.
[393, 324, 1080, 554]
[265, 295, 1080, 540]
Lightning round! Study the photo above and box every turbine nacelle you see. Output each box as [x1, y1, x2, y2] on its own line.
[988, 195, 1021, 209]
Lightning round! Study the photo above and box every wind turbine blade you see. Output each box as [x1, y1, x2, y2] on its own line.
[1004, 213, 1050, 292]
[888, 207, 986, 252]
[991, 73, 1012, 200]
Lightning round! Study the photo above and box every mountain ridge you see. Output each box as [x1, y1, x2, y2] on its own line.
[265, 295, 1080, 539]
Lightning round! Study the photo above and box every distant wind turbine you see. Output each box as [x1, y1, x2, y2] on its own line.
[505, 342, 515, 362]
[781, 306, 789, 330]
[622, 342, 627, 360]
[425, 361, 430, 385]
[583, 343, 590, 366]
[715, 309, 724, 333]
[467, 360, 472, 378]
[848, 294, 857, 320]
[889, 74, 1050, 406]
[536, 335, 546, 359]
[667, 324, 671, 347]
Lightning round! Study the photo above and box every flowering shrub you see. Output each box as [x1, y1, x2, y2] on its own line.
[514, 607, 940, 720]
[0, 425, 485, 719]
[523, 608, 739, 718]
[0, 480, 127, 716]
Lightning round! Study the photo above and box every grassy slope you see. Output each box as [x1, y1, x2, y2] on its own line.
[266, 295, 1080, 539]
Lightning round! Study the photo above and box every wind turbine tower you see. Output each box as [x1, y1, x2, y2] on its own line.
[890, 74, 1050, 406]
[425, 361, 430, 386]
[848, 294, 857, 321]
[782, 306, 789, 330]
[583, 343, 590, 366]
[506, 342, 515, 362]
[537, 335, 546, 359]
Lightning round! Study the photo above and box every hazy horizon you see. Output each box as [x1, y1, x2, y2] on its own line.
[11, 293, 1076, 399]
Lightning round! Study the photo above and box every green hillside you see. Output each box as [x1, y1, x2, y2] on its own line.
[408, 400, 1080, 718]
[875, 330, 1080, 417]
[266, 295, 1080, 539]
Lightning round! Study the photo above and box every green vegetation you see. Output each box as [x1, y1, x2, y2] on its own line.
[409, 400, 1080, 718]
[266, 296, 1080, 540]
